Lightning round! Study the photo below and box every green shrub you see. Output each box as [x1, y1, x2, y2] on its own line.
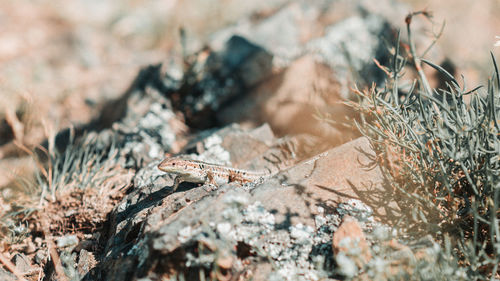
[349, 11, 499, 279]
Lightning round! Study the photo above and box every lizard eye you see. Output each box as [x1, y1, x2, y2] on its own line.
[172, 163, 176, 166]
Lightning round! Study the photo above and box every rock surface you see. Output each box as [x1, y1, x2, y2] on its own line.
[80, 131, 389, 280]
[332, 216, 371, 277]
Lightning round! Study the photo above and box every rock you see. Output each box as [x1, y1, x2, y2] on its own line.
[361, 235, 450, 280]
[210, 1, 396, 99]
[335, 252, 358, 278]
[77, 249, 97, 276]
[175, 35, 273, 129]
[215, 253, 232, 269]
[332, 216, 371, 270]
[307, 14, 392, 99]
[34, 249, 47, 265]
[337, 199, 374, 224]
[210, 2, 320, 63]
[249, 262, 274, 281]
[98, 124, 290, 277]
[219, 36, 274, 87]
[281, 137, 398, 223]
[183, 123, 274, 167]
[0, 268, 16, 281]
[12, 253, 32, 274]
[56, 234, 79, 249]
[85, 134, 393, 280]
[218, 55, 357, 143]
[113, 86, 186, 167]
[23, 240, 36, 254]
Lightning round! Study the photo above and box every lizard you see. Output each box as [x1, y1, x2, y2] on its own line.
[157, 157, 277, 192]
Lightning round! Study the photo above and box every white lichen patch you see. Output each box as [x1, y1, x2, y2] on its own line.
[178, 225, 201, 243]
[290, 223, 314, 244]
[136, 102, 177, 157]
[242, 202, 276, 226]
[193, 133, 232, 165]
[337, 199, 374, 225]
[223, 193, 249, 206]
[335, 252, 357, 278]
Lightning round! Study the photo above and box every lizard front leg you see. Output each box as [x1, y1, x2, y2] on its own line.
[172, 176, 183, 192]
[205, 172, 219, 191]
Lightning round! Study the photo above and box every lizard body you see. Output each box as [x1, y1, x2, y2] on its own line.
[157, 157, 275, 191]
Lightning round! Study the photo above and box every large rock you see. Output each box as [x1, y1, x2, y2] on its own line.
[84, 136, 391, 280]
[217, 55, 358, 144]
[332, 216, 371, 277]
[174, 35, 273, 129]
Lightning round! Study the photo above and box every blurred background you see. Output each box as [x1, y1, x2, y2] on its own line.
[1, 0, 499, 183]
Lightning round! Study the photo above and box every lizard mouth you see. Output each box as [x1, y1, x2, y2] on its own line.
[157, 159, 173, 172]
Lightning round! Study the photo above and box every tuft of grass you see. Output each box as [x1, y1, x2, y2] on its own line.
[348, 11, 500, 279]
[0, 130, 125, 243]
[14, 130, 121, 203]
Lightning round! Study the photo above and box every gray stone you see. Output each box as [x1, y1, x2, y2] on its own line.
[0, 268, 16, 281]
[77, 249, 96, 276]
[89, 135, 391, 280]
[210, 2, 322, 63]
[175, 35, 273, 128]
[307, 14, 392, 98]
[56, 234, 79, 249]
[12, 253, 32, 274]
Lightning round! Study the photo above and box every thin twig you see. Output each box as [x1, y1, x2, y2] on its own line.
[421, 20, 446, 58]
[405, 12, 433, 97]
[40, 215, 68, 281]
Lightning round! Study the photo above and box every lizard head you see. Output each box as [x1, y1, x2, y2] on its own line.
[158, 157, 198, 175]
